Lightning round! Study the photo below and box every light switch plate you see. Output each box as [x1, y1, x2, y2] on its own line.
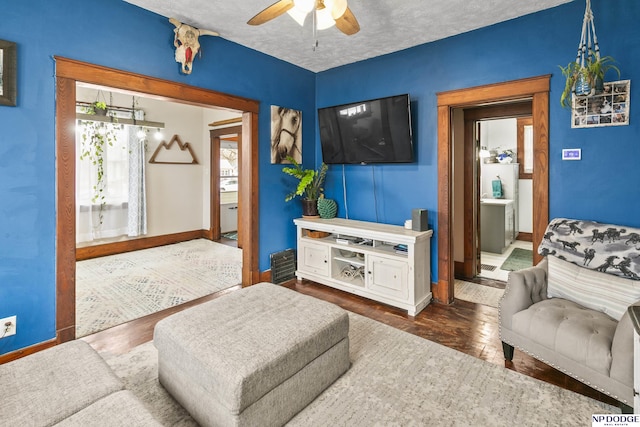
[1, 315, 16, 338]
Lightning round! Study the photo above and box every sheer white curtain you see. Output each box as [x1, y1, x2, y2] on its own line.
[76, 121, 147, 244]
[127, 126, 147, 237]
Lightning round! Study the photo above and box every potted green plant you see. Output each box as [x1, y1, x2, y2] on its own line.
[559, 54, 620, 108]
[79, 120, 118, 225]
[282, 156, 328, 217]
[91, 101, 108, 116]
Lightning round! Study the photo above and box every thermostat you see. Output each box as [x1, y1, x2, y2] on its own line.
[562, 148, 581, 160]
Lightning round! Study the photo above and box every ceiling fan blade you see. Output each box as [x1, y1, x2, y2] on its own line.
[334, 6, 360, 35]
[247, 0, 295, 26]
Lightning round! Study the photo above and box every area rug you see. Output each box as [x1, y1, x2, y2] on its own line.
[455, 280, 504, 308]
[76, 239, 242, 337]
[102, 313, 617, 426]
[500, 247, 533, 271]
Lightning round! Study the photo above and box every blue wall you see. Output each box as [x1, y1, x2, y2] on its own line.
[0, 0, 315, 354]
[1, 0, 639, 355]
[316, 0, 640, 281]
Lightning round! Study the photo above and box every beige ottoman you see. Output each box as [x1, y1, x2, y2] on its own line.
[153, 282, 350, 427]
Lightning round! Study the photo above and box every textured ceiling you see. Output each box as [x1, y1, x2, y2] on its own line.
[124, 0, 572, 73]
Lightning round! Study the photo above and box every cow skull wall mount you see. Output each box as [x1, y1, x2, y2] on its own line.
[169, 18, 219, 75]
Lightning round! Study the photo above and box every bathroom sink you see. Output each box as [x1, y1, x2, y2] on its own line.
[481, 198, 513, 205]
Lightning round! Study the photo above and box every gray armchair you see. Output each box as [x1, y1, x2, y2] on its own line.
[499, 258, 635, 413]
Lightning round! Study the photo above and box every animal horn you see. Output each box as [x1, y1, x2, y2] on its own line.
[198, 29, 220, 37]
[169, 17, 182, 28]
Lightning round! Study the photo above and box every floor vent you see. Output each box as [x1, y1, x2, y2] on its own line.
[481, 264, 497, 271]
[270, 249, 296, 284]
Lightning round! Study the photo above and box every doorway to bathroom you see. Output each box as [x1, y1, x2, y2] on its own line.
[476, 116, 534, 282]
[454, 100, 537, 284]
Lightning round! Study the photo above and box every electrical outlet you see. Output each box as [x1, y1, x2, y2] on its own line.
[1, 315, 17, 338]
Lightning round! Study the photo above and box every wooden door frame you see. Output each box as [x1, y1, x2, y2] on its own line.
[55, 57, 260, 343]
[459, 101, 533, 279]
[209, 126, 242, 242]
[436, 75, 550, 304]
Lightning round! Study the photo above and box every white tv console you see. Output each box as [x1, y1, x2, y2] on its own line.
[294, 217, 432, 316]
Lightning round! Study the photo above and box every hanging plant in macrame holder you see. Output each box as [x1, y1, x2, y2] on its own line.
[559, 0, 620, 108]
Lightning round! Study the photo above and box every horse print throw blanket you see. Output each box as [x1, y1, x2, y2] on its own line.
[538, 218, 640, 280]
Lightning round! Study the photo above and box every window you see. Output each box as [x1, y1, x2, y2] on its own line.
[517, 117, 533, 179]
[77, 122, 129, 207]
[220, 144, 238, 192]
[76, 120, 145, 243]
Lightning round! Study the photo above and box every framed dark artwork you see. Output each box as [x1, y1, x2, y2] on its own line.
[571, 80, 630, 128]
[0, 39, 17, 106]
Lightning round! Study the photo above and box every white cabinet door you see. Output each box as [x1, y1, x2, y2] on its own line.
[220, 203, 238, 233]
[505, 202, 514, 247]
[366, 255, 408, 300]
[298, 241, 330, 277]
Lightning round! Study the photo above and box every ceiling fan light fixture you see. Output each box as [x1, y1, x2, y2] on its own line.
[293, 0, 315, 14]
[249, 0, 358, 37]
[316, 7, 336, 30]
[287, 7, 308, 26]
[328, 0, 348, 19]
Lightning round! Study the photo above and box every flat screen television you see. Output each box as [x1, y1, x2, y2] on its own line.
[318, 94, 414, 164]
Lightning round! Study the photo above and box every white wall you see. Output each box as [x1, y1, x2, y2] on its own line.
[518, 180, 533, 233]
[480, 118, 517, 154]
[144, 99, 205, 236]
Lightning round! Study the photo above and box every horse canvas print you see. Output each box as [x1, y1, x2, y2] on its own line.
[271, 105, 302, 164]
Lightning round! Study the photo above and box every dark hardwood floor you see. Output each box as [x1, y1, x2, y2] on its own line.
[82, 278, 619, 408]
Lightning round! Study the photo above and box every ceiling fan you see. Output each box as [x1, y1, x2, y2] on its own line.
[248, 0, 360, 36]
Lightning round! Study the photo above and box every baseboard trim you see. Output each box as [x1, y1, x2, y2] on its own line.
[259, 269, 272, 283]
[454, 261, 465, 277]
[76, 230, 206, 261]
[517, 232, 533, 242]
[0, 338, 57, 365]
[432, 280, 453, 305]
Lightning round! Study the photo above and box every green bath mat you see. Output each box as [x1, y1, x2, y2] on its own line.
[500, 248, 533, 271]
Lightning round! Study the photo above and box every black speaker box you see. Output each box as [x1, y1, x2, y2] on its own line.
[412, 209, 428, 231]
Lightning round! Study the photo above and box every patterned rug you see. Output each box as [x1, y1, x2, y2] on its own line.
[455, 280, 504, 308]
[76, 239, 242, 337]
[102, 312, 617, 426]
[500, 248, 533, 271]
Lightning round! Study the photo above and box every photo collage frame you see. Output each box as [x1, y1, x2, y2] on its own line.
[571, 80, 630, 128]
[0, 39, 17, 106]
